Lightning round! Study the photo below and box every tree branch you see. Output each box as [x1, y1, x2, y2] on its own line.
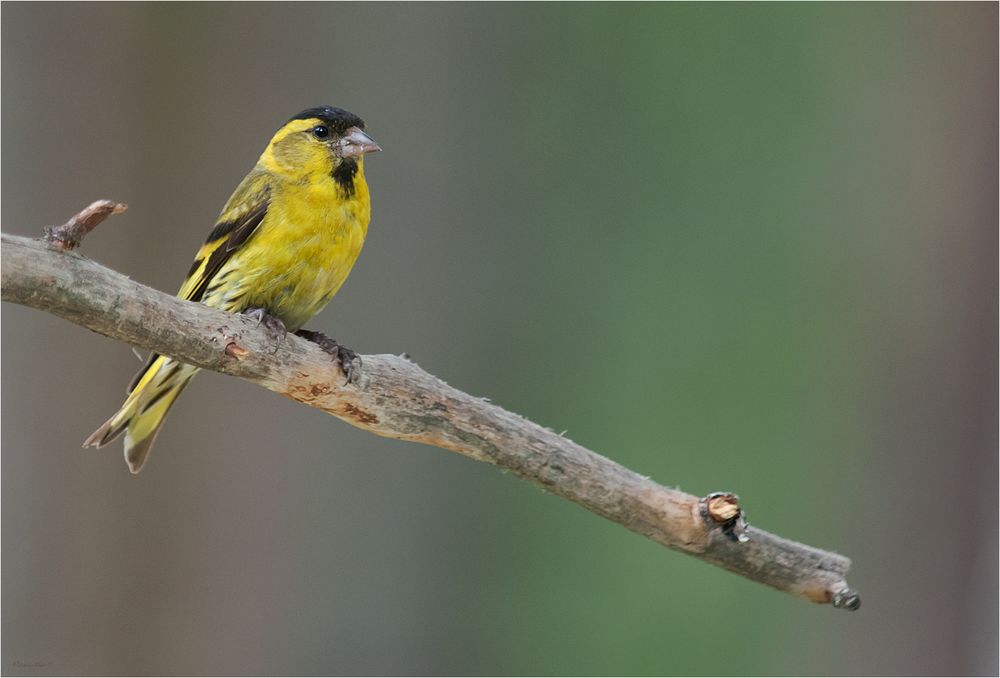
[0, 204, 860, 611]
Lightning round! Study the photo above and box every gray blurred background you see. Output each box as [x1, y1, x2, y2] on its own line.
[2, 3, 997, 675]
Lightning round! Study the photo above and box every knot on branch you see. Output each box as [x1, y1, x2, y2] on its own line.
[700, 491, 749, 543]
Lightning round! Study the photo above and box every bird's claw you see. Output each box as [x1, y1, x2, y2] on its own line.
[295, 330, 362, 384]
[243, 307, 286, 351]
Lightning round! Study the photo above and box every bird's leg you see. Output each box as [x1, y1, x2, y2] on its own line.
[295, 330, 361, 384]
[242, 307, 286, 351]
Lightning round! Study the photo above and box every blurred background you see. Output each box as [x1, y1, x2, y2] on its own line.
[2, 3, 996, 675]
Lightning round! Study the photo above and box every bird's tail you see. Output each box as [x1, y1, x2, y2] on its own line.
[83, 355, 198, 473]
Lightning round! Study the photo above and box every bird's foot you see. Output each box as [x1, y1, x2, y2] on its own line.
[243, 307, 286, 351]
[295, 330, 361, 384]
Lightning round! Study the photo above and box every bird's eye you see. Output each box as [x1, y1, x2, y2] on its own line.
[311, 125, 330, 139]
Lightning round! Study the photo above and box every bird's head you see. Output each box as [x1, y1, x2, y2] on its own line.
[261, 106, 381, 190]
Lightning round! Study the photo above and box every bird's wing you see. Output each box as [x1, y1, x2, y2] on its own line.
[179, 172, 272, 302]
[125, 172, 271, 396]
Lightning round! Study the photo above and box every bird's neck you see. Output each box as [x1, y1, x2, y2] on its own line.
[259, 150, 368, 202]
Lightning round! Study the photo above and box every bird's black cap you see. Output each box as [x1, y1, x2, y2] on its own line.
[289, 106, 365, 134]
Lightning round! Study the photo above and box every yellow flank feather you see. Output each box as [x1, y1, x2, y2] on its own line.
[84, 106, 381, 473]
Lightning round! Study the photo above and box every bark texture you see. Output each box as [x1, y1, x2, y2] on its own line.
[1, 225, 860, 611]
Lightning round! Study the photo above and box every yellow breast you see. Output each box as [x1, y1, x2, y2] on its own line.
[206, 164, 371, 331]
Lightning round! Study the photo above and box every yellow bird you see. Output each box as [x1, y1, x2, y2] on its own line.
[84, 106, 381, 473]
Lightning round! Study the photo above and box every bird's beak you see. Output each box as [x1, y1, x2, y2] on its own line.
[335, 127, 382, 158]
